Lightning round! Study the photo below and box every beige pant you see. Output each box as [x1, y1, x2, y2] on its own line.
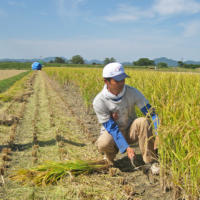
[95, 117, 156, 164]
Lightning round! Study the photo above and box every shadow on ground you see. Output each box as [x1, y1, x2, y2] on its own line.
[0, 137, 86, 153]
[114, 153, 145, 172]
[62, 137, 86, 147]
[0, 139, 56, 152]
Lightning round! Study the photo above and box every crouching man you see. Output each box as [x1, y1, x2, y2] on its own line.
[93, 62, 159, 171]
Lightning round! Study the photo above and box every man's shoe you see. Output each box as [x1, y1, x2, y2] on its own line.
[151, 163, 160, 175]
[144, 162, 160, 175]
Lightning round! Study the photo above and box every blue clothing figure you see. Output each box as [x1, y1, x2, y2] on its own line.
[31, 62, 42, 70]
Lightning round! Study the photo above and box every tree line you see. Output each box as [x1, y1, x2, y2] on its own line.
[50, 56, 116, 65]
[49, 56, 200, 69]
[50, 56, 168, 68]
[50, 56, 85, 64]
[178, 61, 200, 69]
[132, 58, 167, 68]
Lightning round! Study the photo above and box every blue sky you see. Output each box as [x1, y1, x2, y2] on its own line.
[0, 0, 200, 62]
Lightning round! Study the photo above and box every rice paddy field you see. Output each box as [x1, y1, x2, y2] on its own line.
[0, 70, 28, 81]
[0, 67, 199, 200]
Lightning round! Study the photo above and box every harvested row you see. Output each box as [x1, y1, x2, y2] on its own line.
[0, 71, 104, 199]
[42, 72, 100, 144]
[0, 71, 36, 185]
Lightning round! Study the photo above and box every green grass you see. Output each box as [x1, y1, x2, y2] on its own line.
[0, 62, 32, 70]
[0, 70, 31, 93]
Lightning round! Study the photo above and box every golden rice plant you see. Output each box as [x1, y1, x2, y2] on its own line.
[43, 67, 200, 199]
[10, 160, 109, 187]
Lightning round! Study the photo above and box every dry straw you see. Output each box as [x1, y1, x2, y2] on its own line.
[1, 148, 12, 155]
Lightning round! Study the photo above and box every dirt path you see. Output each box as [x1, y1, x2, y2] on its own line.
[0, 71, 172, 199]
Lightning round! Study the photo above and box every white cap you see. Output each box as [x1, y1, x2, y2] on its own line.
[103, 62, 129, 81]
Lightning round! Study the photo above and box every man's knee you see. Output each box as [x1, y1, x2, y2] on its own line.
[96, 139, 109, 152]
[96, 131, 115, 152]
[135, 117, 150, 128]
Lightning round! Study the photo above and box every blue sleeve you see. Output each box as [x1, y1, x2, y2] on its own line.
[152, 115, 159, 135]
[140, 104, 159, 135]
[102, 118, 130, 154]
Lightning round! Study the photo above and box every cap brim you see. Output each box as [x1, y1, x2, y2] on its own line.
[112, 73, 130, 81]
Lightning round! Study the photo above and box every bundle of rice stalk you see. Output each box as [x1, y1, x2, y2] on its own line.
[9, 160, 109, 187]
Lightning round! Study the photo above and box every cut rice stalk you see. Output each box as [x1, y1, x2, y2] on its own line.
[9, 160, 109, 186]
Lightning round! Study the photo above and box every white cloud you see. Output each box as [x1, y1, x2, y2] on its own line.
[104, 4, 155, 22]
[179, 20, 200, 37]
[104, 1, 200, 23]
[57, 0, 87, 19]
[153, 0, 200, 15]
[8, 1, 25, 7]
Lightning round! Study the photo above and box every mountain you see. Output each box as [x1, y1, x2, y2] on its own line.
[0, 58, 37, 63]
[154, 57, 178, 67]
[43, 57, 69, 62]
[122, 62, 132, 65]
[0, 57, 68, 63]
[184, 60, 200, 65]
[154, 57, 200, 67]
[84, 59, 103, 64]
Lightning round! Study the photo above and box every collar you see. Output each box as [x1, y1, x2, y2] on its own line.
[103, 84, 126, 100]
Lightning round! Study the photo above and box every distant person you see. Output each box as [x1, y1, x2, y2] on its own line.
[31, 62, 42, 70]
[93, 62, 160, 172]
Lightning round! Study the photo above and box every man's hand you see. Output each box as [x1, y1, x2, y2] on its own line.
[112, 111, 119, 121]
[126, 147, 136, 160]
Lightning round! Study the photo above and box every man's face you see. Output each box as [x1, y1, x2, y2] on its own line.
[104, 78, 125, 94]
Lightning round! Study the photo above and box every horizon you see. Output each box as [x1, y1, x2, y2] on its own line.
[1, 56, 199, 63]
[0, 0, 200, 62]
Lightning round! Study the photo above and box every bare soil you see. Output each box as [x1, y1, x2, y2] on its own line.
[0, 70, 28, 81]
[0, 71, 173, 199]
